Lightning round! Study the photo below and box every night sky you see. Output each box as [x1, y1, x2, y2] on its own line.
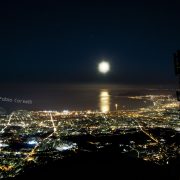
[0, 0, 180, 85]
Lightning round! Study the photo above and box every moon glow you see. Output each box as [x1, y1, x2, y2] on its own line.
[98, 61, 110, 74]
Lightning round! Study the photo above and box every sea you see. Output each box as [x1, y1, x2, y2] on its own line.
[0, 83, 177, 113]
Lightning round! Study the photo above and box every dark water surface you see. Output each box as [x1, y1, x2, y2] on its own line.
[0, 83, 176, 113]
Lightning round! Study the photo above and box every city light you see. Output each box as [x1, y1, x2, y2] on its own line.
[0, 94, 179, 178]
[27, 140, 38, 145]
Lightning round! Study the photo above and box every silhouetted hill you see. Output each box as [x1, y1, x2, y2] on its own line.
[13, 133, 179, 180]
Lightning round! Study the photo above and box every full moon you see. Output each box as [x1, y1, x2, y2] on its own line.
[98, 61, 110, 74]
